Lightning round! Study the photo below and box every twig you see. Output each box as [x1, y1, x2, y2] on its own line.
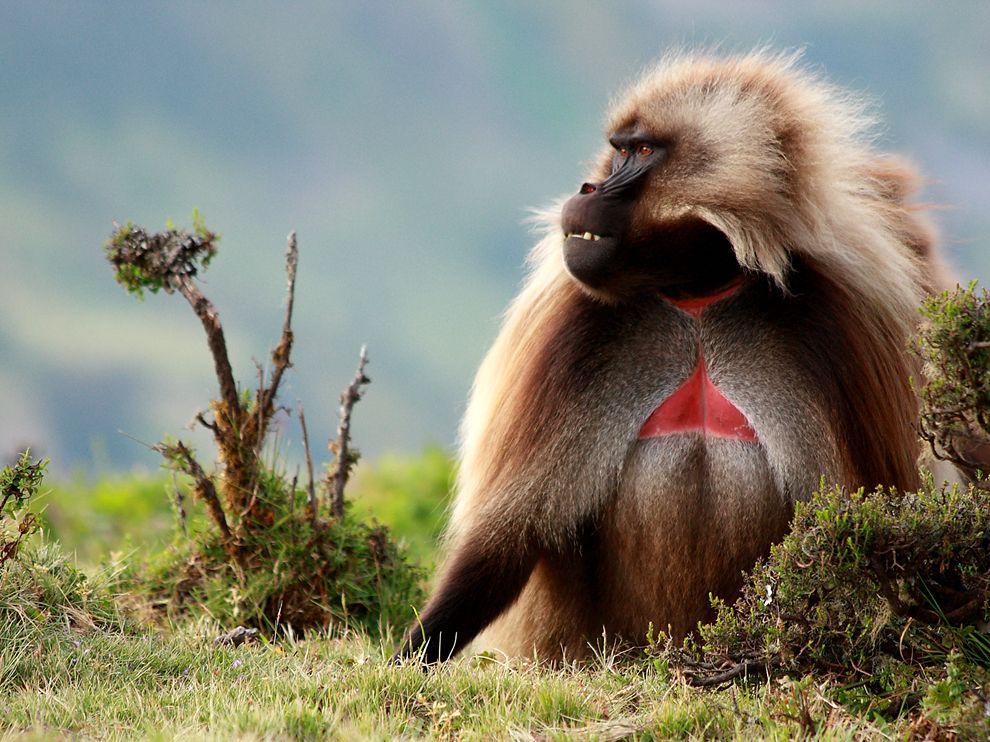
[684, 659, 769, 687]
[328, 345, 370, 518]
[194, 411, 218, 433]
[171, 472, 188, 536]
[156, 440, 233, 545]
[298, 402, 318, 522]
[238, 487, 260, 522]
[254, 362, 266, 452]
[288, 468, 299, 516]
[869, 555, 910, 616]
[944, 595, 986, 621]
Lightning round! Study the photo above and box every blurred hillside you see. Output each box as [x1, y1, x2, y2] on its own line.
[1, 2, 988, 474]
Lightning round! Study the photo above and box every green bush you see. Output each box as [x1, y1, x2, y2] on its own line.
[672, 481, 989, 687]
[137, 473, 423, 636]
[1, 451, 44, 570]
[915, 282, 990, 478]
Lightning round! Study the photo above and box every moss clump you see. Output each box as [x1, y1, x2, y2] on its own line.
[105, 210, 217, 298]
[139, 474, 423, 635]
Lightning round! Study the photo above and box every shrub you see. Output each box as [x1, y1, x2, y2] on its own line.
[671, 481, 990, 682]
[915, 281, 990, 479]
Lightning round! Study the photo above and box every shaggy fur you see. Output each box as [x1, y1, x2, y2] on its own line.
[401, 50, 948, 662]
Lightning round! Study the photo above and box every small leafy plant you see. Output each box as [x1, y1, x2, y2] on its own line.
[915, 281, 990, 479]
[670, 481, 990, 678]
[1, 452, 135, 695]
[106, 216, 422, 635]
[0, 451, 45, 570]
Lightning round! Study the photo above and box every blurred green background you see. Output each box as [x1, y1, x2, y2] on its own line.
[2, 2, 989, 484]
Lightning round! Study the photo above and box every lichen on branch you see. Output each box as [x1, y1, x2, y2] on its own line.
[105, 210, 217, 299]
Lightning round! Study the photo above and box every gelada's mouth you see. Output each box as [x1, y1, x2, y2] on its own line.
[563, 231, 602, 242]
[562, 232, 622, 288]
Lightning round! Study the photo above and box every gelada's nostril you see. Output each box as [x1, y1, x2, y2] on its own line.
[580, 182, 597, 194]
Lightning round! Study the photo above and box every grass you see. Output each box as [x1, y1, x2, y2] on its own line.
[2, 529, 903, 739]
[2, 621, 908, 740]
[0, 539, 934, 741]
[2, 554, 981, 737]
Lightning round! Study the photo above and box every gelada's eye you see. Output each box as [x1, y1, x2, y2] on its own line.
[618, 147, 630, 158]
[637, 144, 653, 156]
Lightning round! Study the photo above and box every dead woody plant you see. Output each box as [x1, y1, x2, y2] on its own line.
[106, 218, 366, 554]
[326, 345, 369, 518]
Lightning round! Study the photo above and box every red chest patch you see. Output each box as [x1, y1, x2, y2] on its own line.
[638, 357, 757, 441]
[638, 279, 757, 441]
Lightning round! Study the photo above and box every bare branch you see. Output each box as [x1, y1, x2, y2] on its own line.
[256, 231, 298, 434]
[328, 345, 370, 518]
[298, 402, 318, 522]
[174, 274, 240, 416]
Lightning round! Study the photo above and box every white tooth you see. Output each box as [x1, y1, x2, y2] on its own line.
[592, 235, 601, 241]
[583, 231, 593, 240]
